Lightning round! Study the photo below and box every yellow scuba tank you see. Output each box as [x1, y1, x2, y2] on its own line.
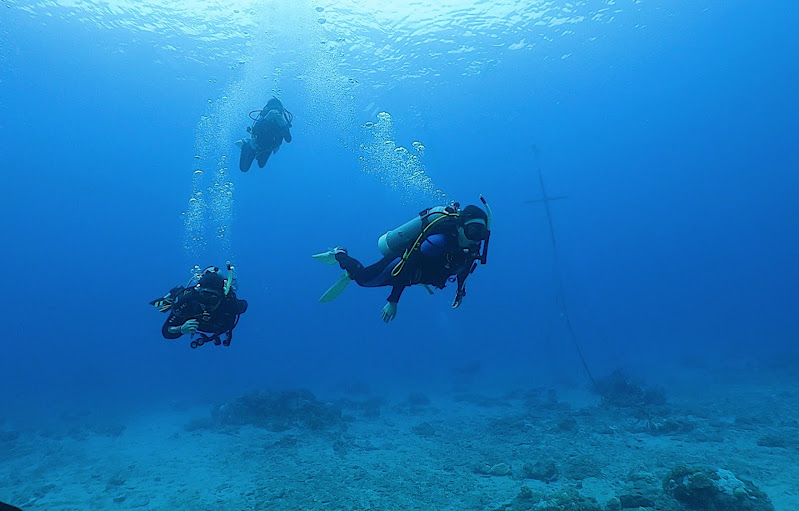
[377, 206, 452, 258]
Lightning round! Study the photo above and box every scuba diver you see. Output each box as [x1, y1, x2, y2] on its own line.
[236, 97, 293, 172]
[313, 197, 492, 323]
[149, 264, 248, 349]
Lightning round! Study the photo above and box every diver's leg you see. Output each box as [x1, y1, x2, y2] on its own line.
[256, 150, 271, 168]
[240, 141, 256, 172]
[337, 254, 398, 288]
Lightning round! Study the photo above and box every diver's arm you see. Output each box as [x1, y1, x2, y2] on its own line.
[162, 316, 184, 339]
[452, 263, 473, 308]
[161, 294, 199, 338]
[387, 284, 405, 304]
[383, 286, 402, 323]
[163, 319, 199, 338]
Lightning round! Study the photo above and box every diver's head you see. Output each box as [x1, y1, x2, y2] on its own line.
[198, 266, 226, 296]
[266, 97, 284, 112]
[458, 205, 489, 246]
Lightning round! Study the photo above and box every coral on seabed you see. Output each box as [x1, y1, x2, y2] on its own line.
[207, 389, 343, 432]
[595, 369, 667, 408]
[663, 464, 774, 511]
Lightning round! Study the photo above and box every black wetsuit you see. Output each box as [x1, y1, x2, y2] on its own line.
[240, 107, 293, 171]
[162, 288, 248, 346]
[336, 230, 479, 304]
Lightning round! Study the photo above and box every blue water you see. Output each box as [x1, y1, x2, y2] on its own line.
[1, 0, 797, 424]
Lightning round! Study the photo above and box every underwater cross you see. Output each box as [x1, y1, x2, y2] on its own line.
[524, 145, 567, 256]
[524, 145, 597, 390]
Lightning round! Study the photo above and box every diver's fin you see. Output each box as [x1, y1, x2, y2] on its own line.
[149, 293, 172, 311]
[256, 150, 271, 168]
[319, 273, 352, 303]
[149, 286, 185, 312]
[312, 248, 344, 265]
[239, 140, 256, 172]
[150, 299, 172, 312]
[0, 501, 24, 511]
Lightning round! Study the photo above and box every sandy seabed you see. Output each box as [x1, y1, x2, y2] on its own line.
[1, 378, 797, 511]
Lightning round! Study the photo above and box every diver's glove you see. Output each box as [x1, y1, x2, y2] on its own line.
[180, 319, 200, 335]
[381, 302, 398, 323]
[452, 288, 466, 309]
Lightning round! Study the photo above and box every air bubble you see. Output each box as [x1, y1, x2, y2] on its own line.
[359, 111, 444, 206]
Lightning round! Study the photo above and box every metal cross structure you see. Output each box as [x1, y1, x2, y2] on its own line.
[526, 145, 597, 389]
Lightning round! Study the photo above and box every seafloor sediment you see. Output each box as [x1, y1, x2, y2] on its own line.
[1, 379, 797, 511]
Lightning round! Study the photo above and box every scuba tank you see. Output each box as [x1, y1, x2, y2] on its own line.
[377, 205, 456, 258]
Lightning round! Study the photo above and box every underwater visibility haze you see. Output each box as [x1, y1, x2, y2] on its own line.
[1, 0, 798, 509]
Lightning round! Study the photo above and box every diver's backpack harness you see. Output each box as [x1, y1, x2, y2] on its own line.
[390, 207, 459, 278]
[248, 106, 293, 133]
[390, 197, 492, 279]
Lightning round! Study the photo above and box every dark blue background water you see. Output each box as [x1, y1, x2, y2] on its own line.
[2, 1, 797, 418]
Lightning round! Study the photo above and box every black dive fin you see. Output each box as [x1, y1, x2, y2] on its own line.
[239, 142, 256, 172]
[256, 150, 271, 168]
